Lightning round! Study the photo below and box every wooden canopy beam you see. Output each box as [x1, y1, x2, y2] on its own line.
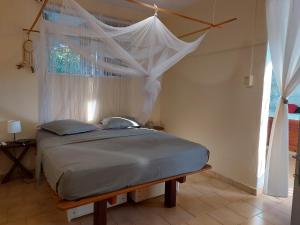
[179, 17, 238, 38]
[23, 28, 40, 33]
[126, 0, 238, 38]
[126, 0, 214, 27]
[26, 0, 49, 35]
[23, 0, 238, 38]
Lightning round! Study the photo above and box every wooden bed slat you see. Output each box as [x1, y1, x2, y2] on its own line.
[56, 164, 211, 210]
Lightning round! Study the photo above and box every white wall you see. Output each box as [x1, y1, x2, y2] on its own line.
[161, 0, 267, 189]
[0, 0, 160, 176]
[0, 0, 41, 176]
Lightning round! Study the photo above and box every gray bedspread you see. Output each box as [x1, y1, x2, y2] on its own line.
[36, 128, 209, 200]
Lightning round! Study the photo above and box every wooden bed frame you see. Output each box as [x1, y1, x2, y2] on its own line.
[55, 164, 211, 225]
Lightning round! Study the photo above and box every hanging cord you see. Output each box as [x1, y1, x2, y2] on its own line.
[212, 0, 217, 25]
[154, 4, 158, 16]
[249, 0, 258, 78]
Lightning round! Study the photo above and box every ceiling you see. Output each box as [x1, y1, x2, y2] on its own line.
[102, 0, 199, 11]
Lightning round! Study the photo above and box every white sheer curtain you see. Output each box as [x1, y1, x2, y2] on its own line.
[264, 0, 300, 197]
[35, 0, 206, 124]
[38, 75, 145, 123]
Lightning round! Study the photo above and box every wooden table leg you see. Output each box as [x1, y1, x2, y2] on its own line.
[1, 146, 33, 184]
[165, 179, 177, 208]
[94, 200, 107, 225]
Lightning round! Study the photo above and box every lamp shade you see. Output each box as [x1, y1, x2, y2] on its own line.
[7, 120, 22, 134]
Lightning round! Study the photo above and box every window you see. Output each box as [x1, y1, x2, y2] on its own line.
[269, 68, 300, 117]
[44, 9, 130, 76]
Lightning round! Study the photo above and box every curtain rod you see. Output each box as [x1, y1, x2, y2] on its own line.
[24, 0, 237, 38]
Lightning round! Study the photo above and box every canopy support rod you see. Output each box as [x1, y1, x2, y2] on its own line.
[179, 18, 238, 38]
[26, 0, 49, 35]
[23, 0, 237, 38]
[23, 28, 40, 33]
[126, 0, 215, 27]
[126, 0, 237, 38]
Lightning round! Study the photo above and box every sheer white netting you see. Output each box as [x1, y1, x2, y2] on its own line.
[35, 0, 207, 124]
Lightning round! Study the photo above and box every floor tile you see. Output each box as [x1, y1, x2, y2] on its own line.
[156, 206, 195, 225]
[226, 201, 262, 218]
[258, 208, 291, 225]
[207, 208, 247, 225]
[2, 219, 28, 225]
[0, 210, 8, 225]
[240, 215, 274, 225]
[199, 194, 231, 209]
[187, 213, 221, 225]
[178, 196, 215, 216]
[215, 186, 254, 203]
[0, 171, 293, 225]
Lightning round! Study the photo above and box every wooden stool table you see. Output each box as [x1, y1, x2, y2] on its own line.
[0, 139, 36, 184]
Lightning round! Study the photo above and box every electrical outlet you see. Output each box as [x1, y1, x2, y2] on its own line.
[244, 75, 254, 88]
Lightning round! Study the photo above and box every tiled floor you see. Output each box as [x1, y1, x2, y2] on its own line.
[0, 160, 295, 225]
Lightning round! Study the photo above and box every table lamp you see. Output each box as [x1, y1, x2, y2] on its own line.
[7, 120, 22, 141]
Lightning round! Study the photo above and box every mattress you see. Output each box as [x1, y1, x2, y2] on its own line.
[36, 128, 209, 200]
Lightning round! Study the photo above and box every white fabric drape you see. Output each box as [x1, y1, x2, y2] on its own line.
[264, 0, 300, 197]
[38, 75, 145, 123]
[35, 0, 206, 124]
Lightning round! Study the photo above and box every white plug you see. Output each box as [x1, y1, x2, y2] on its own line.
[244, 75, 254, 88]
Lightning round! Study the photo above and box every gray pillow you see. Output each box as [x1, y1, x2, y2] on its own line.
[41, 119, 98, 135]
[102, 117, 140, 130]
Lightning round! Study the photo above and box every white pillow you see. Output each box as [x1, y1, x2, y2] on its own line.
[102, 117, 140, 129]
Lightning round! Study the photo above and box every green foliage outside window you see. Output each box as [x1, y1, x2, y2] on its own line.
[49, 46, 81, 74]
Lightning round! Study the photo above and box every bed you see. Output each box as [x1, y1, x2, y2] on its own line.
[36, 125, 210, 225]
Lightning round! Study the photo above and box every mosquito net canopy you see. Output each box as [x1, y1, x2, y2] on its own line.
[35, 0, 207, 123]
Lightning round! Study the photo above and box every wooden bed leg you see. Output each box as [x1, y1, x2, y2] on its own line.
[177, 176, 186, 183]
[94, 200, 107, 225]
[165, 179, 177, 208]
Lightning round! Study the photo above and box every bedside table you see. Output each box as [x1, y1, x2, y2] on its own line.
[152, 125, 164, 131]
[0, 139, 36, 183]
[144, 125, 165, 131]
